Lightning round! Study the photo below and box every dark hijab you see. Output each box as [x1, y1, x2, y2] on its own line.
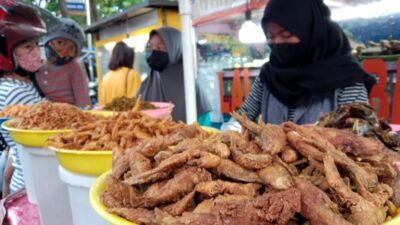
[260, 0, 375, 105]
[137, 27, 211, 122]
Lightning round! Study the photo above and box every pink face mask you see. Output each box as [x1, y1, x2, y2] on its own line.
[16, 47, 42, 72]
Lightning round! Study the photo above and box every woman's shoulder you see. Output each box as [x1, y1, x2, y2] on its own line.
[337, 82, 367, 93]
[337, 82, 368, 105]
[0, 78, 29, 90]
[0, 79, 41, 105]
[128, 68, 140, 76]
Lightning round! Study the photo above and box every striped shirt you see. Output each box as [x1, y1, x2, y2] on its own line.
[36, 60, 90, 108]
[238, 77, 369, 121]
[0, 77, 42, 193]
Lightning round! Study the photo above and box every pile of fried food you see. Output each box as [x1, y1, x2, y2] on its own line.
[0, 104, 30, 118]
[102, 112, 400, 225]
[47, 110, 209, 150]
[104, 97, 157, 112]
[7, 102, 99, 130]
[318, 103, 400, 151]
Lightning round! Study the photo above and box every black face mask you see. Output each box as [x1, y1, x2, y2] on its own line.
[45, 44, 74, 66]
[146, 50, 169, 72]
[269, 43, 307, 68]
[14, 66, 34, 78]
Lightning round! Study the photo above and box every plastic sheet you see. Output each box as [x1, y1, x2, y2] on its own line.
[5, 191, 40, 225]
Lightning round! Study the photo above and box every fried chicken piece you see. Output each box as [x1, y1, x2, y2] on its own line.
[230, 139, 273, 170]
[187, 152, 221, 169]
[195, 180, 260, 197]
[285, 123, 379, 191]
[243, 141, 263, 154]
[216, 159, 262, 183]
[293, 177, 351, 225]
[391, 173, 400, 207]
[258, 163, 293, 190]
[124, 149, 201, 185]
[174, 124, 204, 139]
[357, 182, 393, 207]
[368, 160, 397, 180]
[193, 195, 253, 214]
[323, 155, 386, 225]
[233, 112, 286, 155]
[172, 139, 202, 154]
[158, 189, 300, 225]
[129, 171, 173, 186]
[109, 207, 156, 225]
[130, 151, 152, 175]
[204, 142, 231, 158]
[213, 130, 242, 144]
[162, 191, 195, 216]
[154, 151, 173, 165]
[275, 156, 299, 176]
[156, 210, 219, 225]
[281, 146, 298, 163]
[137, 138, 170, 158]
[142, 167, 211, 206]
[193, 199, 214, 214]
[254, 124, 287, 155]
[101, 175, 140, 208]
[211, 188, 301, 225]
[312, 126, 385, 157]
[112, 154, 130, 179]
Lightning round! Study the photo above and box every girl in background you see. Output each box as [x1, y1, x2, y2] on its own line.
[99, 41, 142, 105]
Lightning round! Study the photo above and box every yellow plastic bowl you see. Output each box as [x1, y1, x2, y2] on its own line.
[90, 171, 138, 225]
[1, 122, 71, 147]
[85, 110, 117, 118]
[49, 147, 112, 176]
[384, 212, 400, 225]
[90, 171, 400, 225]
[201, 126, 220, 134]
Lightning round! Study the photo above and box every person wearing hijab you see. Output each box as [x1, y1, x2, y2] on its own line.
[222, 0, 374, 130]
[36, 18, 91, 108]
[137, 27, 211, 123]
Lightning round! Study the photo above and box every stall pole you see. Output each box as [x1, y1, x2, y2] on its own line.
[179, 0, 198, 124]
[85, 0, 95, 82]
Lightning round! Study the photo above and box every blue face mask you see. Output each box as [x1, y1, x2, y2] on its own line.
[146, 49, 169, 72]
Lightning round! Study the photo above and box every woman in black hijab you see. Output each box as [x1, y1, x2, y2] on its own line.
[223, 0, 374, 129]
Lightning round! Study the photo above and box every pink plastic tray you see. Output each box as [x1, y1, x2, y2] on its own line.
[390, 124, 400, 132]
[141, 102, 174, 119]
[93, 102, 174, 119]
[5, 191, 41, 225]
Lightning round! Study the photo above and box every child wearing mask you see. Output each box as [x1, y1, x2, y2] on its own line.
[0, 2, 47, 196]
[36, 18, 91, 108]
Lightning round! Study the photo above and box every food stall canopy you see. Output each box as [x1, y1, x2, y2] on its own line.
[193, 0, 247, 19]
[85, 0, 178, 34]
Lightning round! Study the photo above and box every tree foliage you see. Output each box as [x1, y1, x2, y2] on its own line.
[19, 0, 147, 23]
[98, 0, 145, 18]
